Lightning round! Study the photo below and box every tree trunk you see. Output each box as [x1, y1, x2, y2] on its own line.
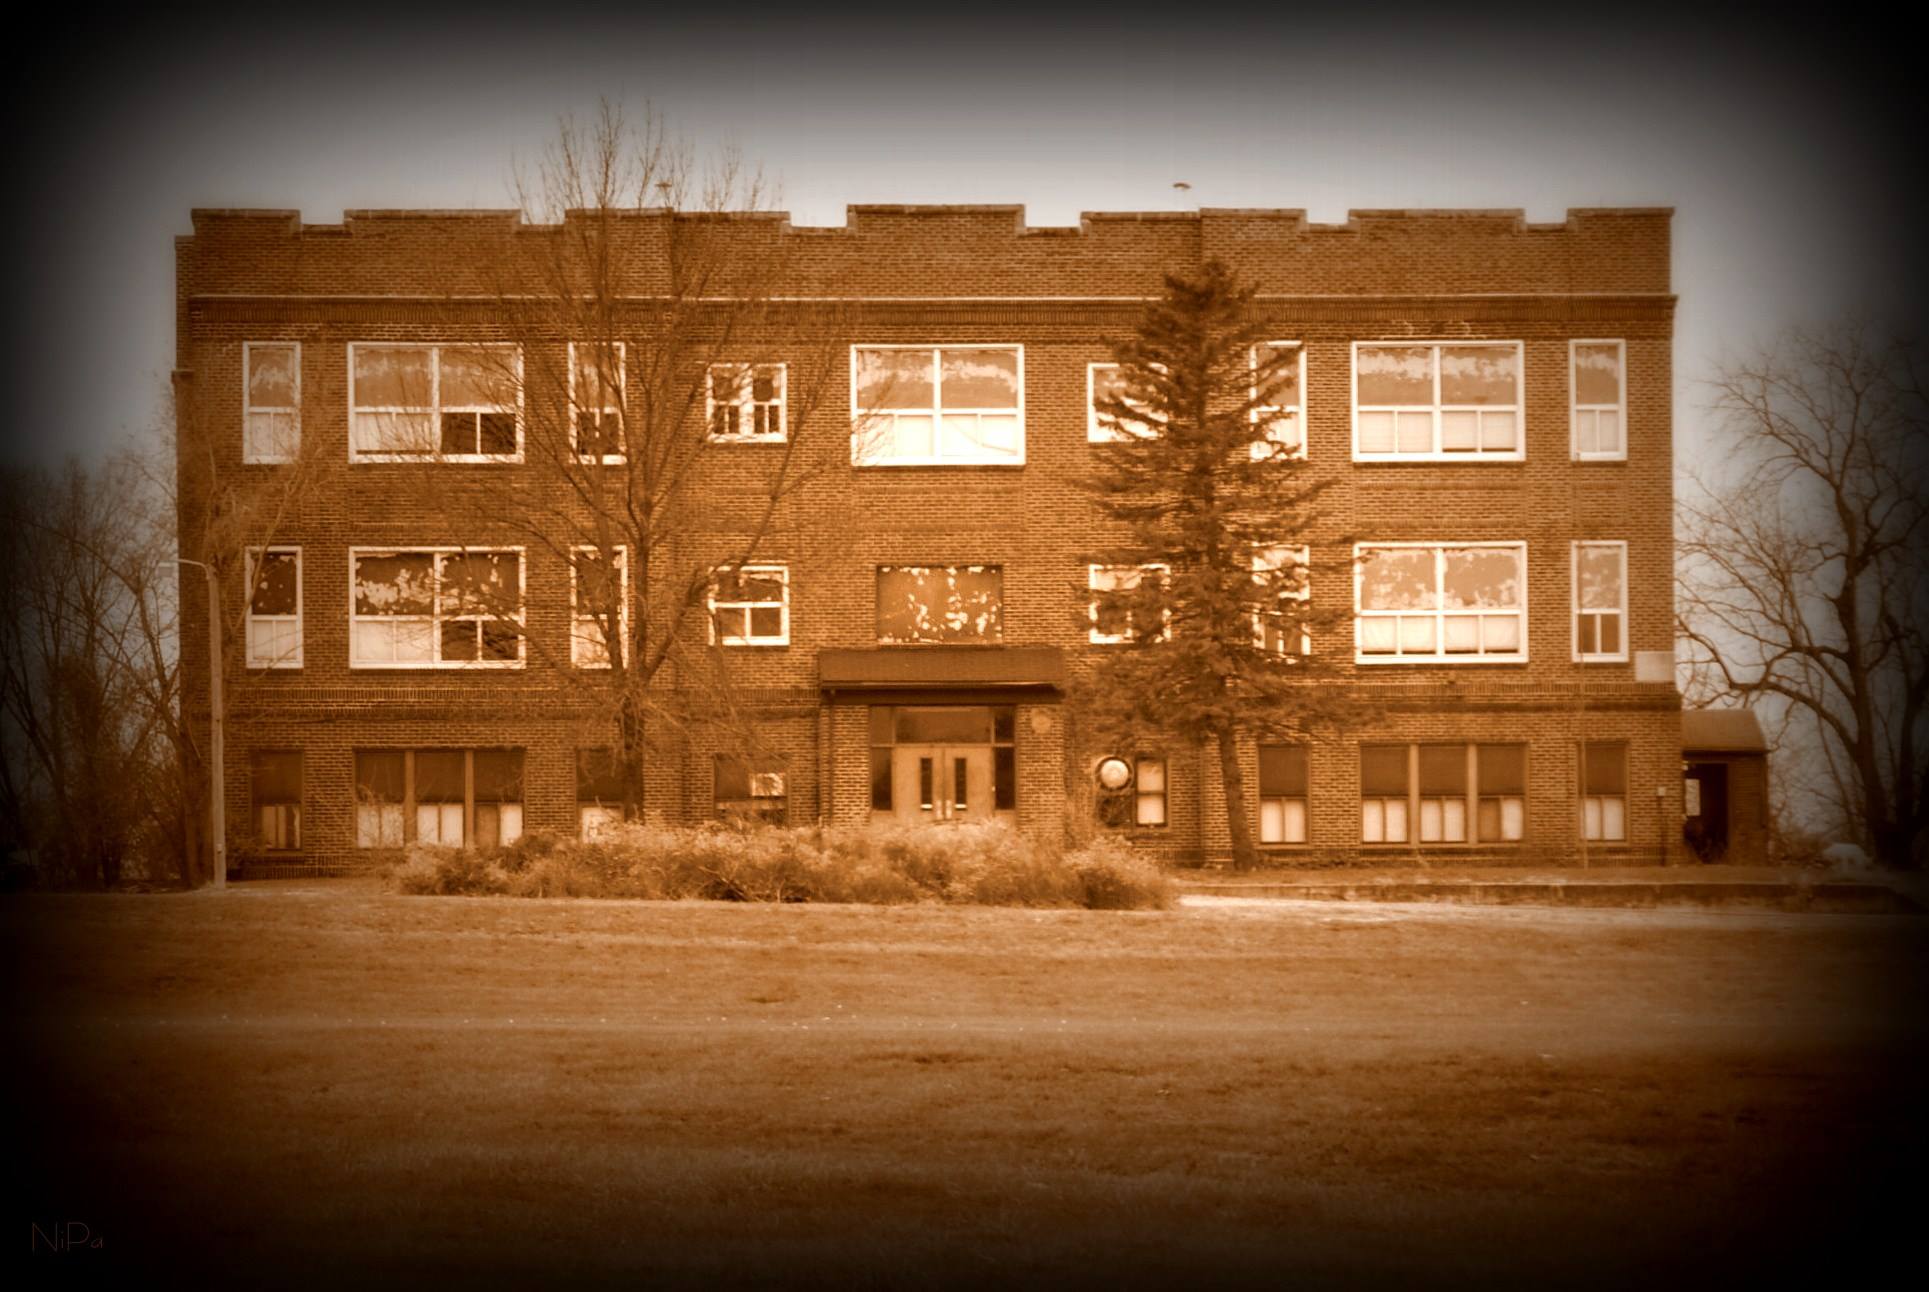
[617, 691, 647, 823]
[1215, 724, 1260, 870]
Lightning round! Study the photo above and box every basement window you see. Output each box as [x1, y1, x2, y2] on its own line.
[353, 748, 523, 849]
[576, 748, 627, 839]
[1581, 741, 1628, 842]
[1258, 745, 1307, 844]
[1096, 755, 1166, 828]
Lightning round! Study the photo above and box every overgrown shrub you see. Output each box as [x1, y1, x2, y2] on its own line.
[388, 821, 1173, 910]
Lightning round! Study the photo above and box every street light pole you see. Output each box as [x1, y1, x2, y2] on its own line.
[174, 558, 225, 890]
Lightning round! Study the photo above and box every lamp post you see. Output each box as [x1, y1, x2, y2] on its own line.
[173, 557, 225, 890]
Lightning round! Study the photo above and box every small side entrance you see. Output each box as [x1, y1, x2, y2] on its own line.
[1683, 761, 1730, 861]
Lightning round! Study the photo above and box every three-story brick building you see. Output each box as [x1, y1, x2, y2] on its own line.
[176, 203, 1685, 873]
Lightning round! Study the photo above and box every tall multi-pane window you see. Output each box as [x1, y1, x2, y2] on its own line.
[877, 566, 1001, 644]
[245, 547, 302, 669]
[1356, 543, 1527, 662]
[1253, 545, 1311, 655]
[852, 346, 1023, 465]
[571, 546, 628, 667]
[250, 751, 301, 851]
[708, 364, 786, 441]
[1360, 745, 1410, 843]
[570, 341, 625, 460]
[243, 342, 300, 462]
[1353, 341, 1523, 459]
[349, 549, 523, 668]
[348, 343, 521, 461]
[1476, 745, 1527, 842]
[1250, 342, 1305, 459]
[1573, 542, 1629, 662]
[1571, 340, 1626, 460]
[354, 748, 523, 849]
[1582, 742, 1629, 842]
[1258, 745, 1308, 844]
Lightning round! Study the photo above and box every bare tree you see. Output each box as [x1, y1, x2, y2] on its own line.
[1678, 322, 1929, 867]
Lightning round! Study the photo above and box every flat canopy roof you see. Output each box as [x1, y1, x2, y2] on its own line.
[1682, 708, 1768, 753]
[818, 646, 1065, 703]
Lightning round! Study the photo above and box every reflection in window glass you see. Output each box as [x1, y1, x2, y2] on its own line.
[1357, 544, 1526, 662]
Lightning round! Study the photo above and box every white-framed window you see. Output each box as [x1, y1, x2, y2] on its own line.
[1355, 542, 1527, 663]
[852, 345, 1023, 466]
[1571, 340, 1626, 460]
[571, 545, 628, 667]
[1352, 341, 1523, 460]
[1250, 342, 1305, 459]
[877, 566, 1001, 644]
[1253, 544, 1311, 655]
[245, 547, 302, 669]
[709, 363, 787, 442]
[1581, 741, 1628, 842]
[570, 341, 625, 461]
[250, 750, 301, 851]
[1572, 541, 1629, 662]
[710, 564, 790, 646]
[1087, 362, 1161, 442]
[1258, 744, 1308, 844]
[349, 547, 524, 669]
[243, 342, 300, 463]
[348, 343, 522, 462]
[1096, 755, 1166, 828]
[1089, 564, 1170, 644]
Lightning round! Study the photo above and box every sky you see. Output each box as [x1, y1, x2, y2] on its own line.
[4, 6, 1919, 469]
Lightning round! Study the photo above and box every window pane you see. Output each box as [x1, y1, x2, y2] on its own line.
[1395, 411, 1433, 454]
[1254, 343, 1300, 405]
[440, 347, 512, 408]
[1575, 343, 1622, 405]
[1418, 745, 1466, 794]
[1478, 745, 1526, 795]
[252, 551, 298, 616]
[1358, 410, 1395, 453]
[1362, 800, 1384, 843]
[577, 748, 625, 803]
[474, 749, 523, 801]
[1481, 615, 1521, 652]
[1440, 345, 1518, 405]
[353, 347, 431, 408]
[1398, 616, 1436, 653]
[1577, 545, 1624, 610]
[939, 349, 1019, 408]
[248, 345, 297, 407]
[354, 411, 436, 454]
[1601, 797, 1626, 840]
[870, 748, 892, 810]
[1384, 799, 1409, 842]
[1136, 758, 1166, 794]
[354, 553, 433, 616]
[1440, 410, 1479, 450]
[894, 706, 990, 744]
[1361, 745, 1407, 795]
[1479, 411, 1517, 450]
[1359, 548, 1435, 611]
[714, 755, 752, 801]
[1136, 792, 1166, 827]
[416, 750, 465, 801]
[252, 750, 301, 801]
[994, 746, 1015, 810]
[1357, 345, 1432, 404]
[748, 606, 783, 638]
[1443, 548, 1521, 609]
[855, 349, 933, 410]
[1258, 745, 1307, 795]
[441, 552, 519, 616]
[1359, 617, 1397, 653]
[1597, 615, 1621, 655]
[1584, 743, 1627, 794]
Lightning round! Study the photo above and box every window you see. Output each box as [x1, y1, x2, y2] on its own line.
[1571, 340, 1625, 460]
[245, 547, 302, 669]
[348, 343, 521, 461]
[710, 564, 789, 646]
[1582, 741, 1628, 842]
[570, 341, 625, 460]
[1573, 541, 1628, 662]
[1417, 745, 1469, 842]
[714, 755, 787, 823]
[1250, 342, 1305, 459]
[576, 748, 626, 839]
[852, 345, 1023, 465]
[1360, 745, 1410, 843]
[877, 566, 1002, 644]
[1087, 363, 1160, 442]
[1355, 543, 1527, 663]
[572, 546, 628, 667]
[709, 363, 786, 442]
[350, 548, 523, 668]
[1253, 545, 1311, 654]
[354, 748, 523, 849]
[1258, 745, 1307, 844]
[1097, 755, 1166, 828]
[1353, 341, 1523, 460]
[250, 750, 301, 851]
[1477, 744, 1526, 843]
[1088, 564, 1169, 644]
[243, 342, 300, 462]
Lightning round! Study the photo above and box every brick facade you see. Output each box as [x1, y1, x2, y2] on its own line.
[177, 204, 1686, 873]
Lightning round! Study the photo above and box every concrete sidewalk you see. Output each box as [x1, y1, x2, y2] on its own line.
[1174, 866, 1924, 914]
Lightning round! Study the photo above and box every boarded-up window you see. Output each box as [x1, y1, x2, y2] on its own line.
[877, 566, 1002, 644]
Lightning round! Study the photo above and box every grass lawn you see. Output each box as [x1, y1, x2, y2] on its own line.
[8, 883, 1925, 1287]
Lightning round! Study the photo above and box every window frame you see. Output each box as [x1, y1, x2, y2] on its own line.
[1351, 339, 1526, 462]
[1361, 743, 1528, 847]
[244, 546, 303, 670]
[570, 545, 629, 668]
[347, 545, 527, 670]
[353, 747, 524, 849]
[1257, 744, 1309, 846]
[568, 340, 627, 463]
[707, 362, 788, 443]
[1570, 338, 1627, 462]
[1353, 541, 1529, 665]
[347, 342, 524, 464]
[850, 344, 1026, 467]
[250, 749, 302, 852]
[1571, 540, 1630, 663]
[1580, 740, 1630, 843]
[242, 341, 301, 464]
[1088, 563, 1171, 645]
[1253, 544, 1312, 655]
[1250, 341, 1306, 461]
[708, 562, 791, 647]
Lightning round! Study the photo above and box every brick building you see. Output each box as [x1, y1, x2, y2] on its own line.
[175, 204, 1687, 873]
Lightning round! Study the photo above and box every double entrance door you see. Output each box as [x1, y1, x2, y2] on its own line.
[886, 745, 995, 823]
[870, 704, 1017, 826]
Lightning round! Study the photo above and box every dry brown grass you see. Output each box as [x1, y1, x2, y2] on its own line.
[8, 883, 1924, 1286]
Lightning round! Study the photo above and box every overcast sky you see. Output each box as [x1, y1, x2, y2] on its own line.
[5, 7, 1916, 468]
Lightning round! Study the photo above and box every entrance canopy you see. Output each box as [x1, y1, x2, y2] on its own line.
[818, 646, 1065, 705]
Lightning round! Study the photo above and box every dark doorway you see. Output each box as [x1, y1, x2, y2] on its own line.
[1683, 762, 1730, 862]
